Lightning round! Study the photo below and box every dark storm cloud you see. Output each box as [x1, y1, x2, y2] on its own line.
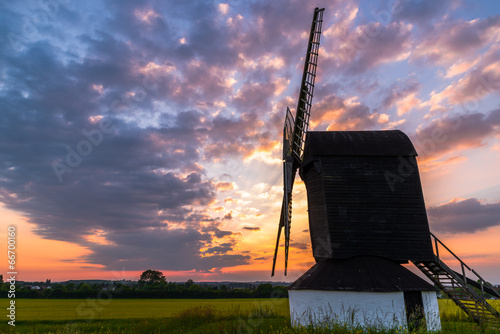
[428, 198, 500, 234]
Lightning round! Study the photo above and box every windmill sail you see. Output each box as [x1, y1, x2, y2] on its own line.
[291, 8, 323, 161]
[272, 7, 324, 276]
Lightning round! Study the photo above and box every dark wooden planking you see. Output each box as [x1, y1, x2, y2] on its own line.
[302, 130, 417, 165]
[303, 162, 332, 259]
[289, 256, 436, 291]
[300, 130, 434, 263]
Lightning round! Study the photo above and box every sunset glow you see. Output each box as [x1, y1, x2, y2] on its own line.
[1, 0, 500, 284]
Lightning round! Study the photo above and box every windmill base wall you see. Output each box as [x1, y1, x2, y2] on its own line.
[289, 290, 441, 331]
[422, 291, 441, 331]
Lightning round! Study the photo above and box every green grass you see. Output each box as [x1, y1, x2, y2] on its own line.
[438, 299, 500, 322]
[1, 299, 499, 333]
[2, 298, 289, 321]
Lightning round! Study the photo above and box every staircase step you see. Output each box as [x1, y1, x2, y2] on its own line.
[413, 258, 500, 328]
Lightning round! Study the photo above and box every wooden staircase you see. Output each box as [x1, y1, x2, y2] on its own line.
[412, 233, 500, 328]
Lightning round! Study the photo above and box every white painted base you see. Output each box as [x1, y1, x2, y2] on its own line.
[289, 290, 441, 331]
[289, 290, 406, 329]
[422, 291, 441, 332]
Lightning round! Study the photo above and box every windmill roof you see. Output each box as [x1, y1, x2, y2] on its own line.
[302, 130, 417, 161]
[288, 256, 435, 292]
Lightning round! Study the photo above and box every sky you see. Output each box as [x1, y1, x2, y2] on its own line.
[1, 0, 500, 284]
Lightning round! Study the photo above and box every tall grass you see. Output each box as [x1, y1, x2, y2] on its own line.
[4, 300, 500, 333]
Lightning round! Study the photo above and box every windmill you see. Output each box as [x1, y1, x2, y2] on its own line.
[271, 7, 500, 331]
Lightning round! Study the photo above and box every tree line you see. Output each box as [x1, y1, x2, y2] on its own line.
[0, 271, 288, 299]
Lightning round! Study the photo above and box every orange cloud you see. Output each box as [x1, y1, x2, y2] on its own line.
[396, 92, 421, 116]
[418, 154, 467, 173]
[84, 229, 116, 246]
[216, 181, 237, 191]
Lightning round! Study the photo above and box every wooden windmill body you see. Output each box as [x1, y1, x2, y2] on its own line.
[288, 130, 441, 330]
[273, 7, 500, 331]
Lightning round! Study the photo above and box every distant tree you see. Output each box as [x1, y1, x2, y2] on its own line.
[45, 279, 51, 285]
[78, 283, 92, 292]
[139, 270, 166, 285]
[0, 274, 3, 283]
[50, 284, 67, 298]
[185, 279, 194, 288]
[253, 283, 273, 297]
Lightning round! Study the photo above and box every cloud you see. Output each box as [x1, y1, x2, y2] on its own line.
[393, 0, 460, 27]
[82, 229, 249, 271]
[311, 93, 381, 131]
[381, 78, 420, 109]
[420, 44, 500, 111]
[291, 242, 309, 250]
[395, 92, 422, 116]
[242, 226, 260, 231]
[321, 13, 413, 75]
[343, 22, 413, 75]
[428, 198, 500, 234]
[380, 78, 422, 116]
[215, 181, 237, 191]
[0, 0, 262, 273]
[206, 242, 234, 254]
[411, 15, 500, 66]
[411, 108, 500, 159]
[201, 222, 235, 238]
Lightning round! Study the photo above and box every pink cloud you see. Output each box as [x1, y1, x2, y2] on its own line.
[421, 45, 500, 111]
[323, 21, 413, 74]
[396, 92, 422, 115]
[311, 93, 381, 131]
[411, 15, 500, 66]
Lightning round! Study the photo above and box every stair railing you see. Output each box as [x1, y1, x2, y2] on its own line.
[430, 232, 500, 299]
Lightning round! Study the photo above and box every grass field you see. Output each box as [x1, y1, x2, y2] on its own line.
[1, 298, 499, 333]
[11, 298, 289, 321]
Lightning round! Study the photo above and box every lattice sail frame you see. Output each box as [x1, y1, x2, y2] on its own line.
[291, 8, 323, 162]
[283, 107, 294, 160]
[272, 7, 325, 277]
